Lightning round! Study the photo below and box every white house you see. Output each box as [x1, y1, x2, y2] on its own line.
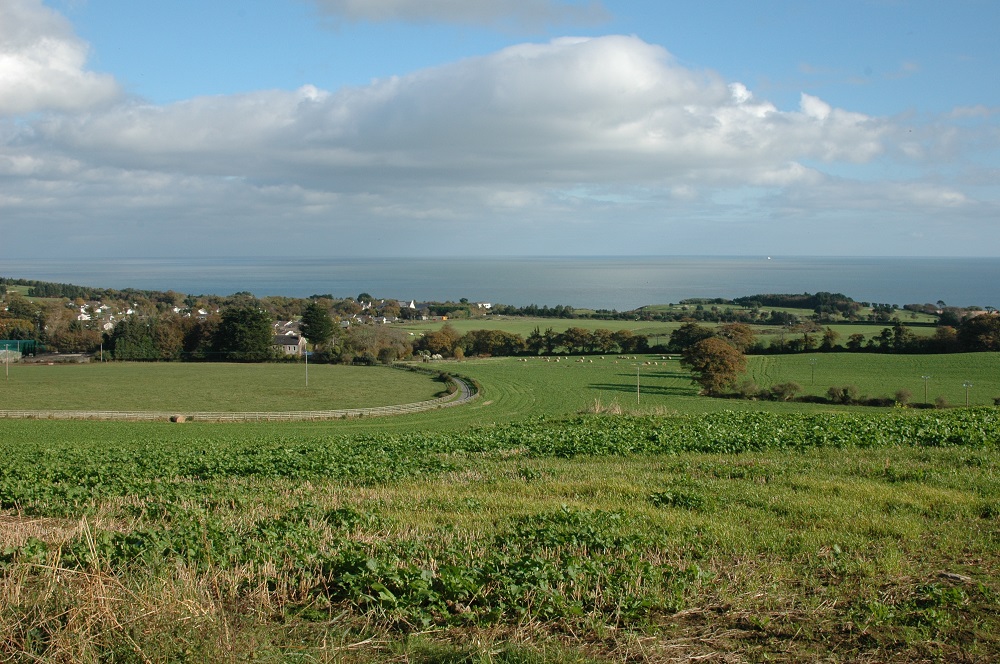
[272, 333, 305, 357]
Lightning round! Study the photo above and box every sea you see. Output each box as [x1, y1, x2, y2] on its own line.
[2, 256, 998, 311]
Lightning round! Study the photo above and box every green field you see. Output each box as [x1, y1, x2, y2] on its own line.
[749, 352, 1000, 406]
[2, 352, 999, 421]
[2, 353, 999, 662]
[0, 362, 445, 412]
[401, 316, 684, 339]
[403, 316, 938, 350]
[0, 410, 997, 662]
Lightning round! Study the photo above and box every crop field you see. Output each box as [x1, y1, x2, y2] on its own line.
[0, 362, 445, 412]
[1, 354, 999, 662]
[0, 410, 997, 662]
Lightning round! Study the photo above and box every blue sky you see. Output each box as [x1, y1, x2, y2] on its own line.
[1, 0, 998, 258]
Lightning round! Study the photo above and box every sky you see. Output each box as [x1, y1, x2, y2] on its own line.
[1, 0, 998, 259]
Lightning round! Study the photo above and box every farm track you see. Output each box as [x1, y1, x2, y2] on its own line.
[0, 375, 477, 422]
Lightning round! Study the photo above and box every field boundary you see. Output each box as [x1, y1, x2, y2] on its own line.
[0, 373, 478, 422]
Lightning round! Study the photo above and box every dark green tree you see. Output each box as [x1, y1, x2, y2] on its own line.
[213, 304, 274, 362]
[300, 301, 334, 347]
[958, 314, 1000, 351]
[526, 327, 545, 355]
[106, 317, 157, 360]
[668, 322, 714, 352]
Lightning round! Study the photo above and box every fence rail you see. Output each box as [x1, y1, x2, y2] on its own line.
[0, 375, 477, 423]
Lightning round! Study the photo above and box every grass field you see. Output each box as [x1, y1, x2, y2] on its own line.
[3, 352, 998, 421]
[0, 362, 445, 411]
[747, 352, 1000, 406]
[401, 316, 937, 350]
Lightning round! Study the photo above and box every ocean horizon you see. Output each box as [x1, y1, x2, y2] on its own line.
[2, 255, 998, 311]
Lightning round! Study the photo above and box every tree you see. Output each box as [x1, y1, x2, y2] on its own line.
[300, 301, 334, 347]
[559, 327, 591, 354]
[716, 323, 755, 352]
[669, 322, 714, 352]
[680, 337, 747, 395]
[461, 329, 526, 357]
[929, 325, 959, 353]
[213, 304, 274, 361]
[417, 323, 462, 357]
[819, 327, 840, 351]
[958, 313, 1000, 351]
[106, 317, 157, 360]
[526, 327, 545, 355]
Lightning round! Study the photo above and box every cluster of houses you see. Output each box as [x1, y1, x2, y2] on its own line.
[73, 302, 138, 332]
[72, 302, 221, 332]
[66, 297, 493, 358]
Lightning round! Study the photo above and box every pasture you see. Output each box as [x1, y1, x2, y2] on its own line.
[2, 352, 999, 424]
[400, 316, 938, 350]
[748, 352, 1000, 406]
[0, 362, 444, 412]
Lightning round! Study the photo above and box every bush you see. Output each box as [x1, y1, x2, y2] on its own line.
[894, 389, 913, 406]
[769, 382, 802, 402]
[735, 380, 762, 399]
[935, 395, 949, 409]
[827, 385, 860, 404]
[377, 347, 398, 365]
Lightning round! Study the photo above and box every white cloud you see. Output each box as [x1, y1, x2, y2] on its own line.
[0, 0, 119, 115]
[27, 36, 887, 192]
[310, 0, 609, 29]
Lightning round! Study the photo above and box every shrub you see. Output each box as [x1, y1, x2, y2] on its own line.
[935, 395, 949, 409]
[735, 380, 762, 399]
[894, 389, 912, 406]
[769, 382, 802, 402]
[827, 385, 859, 404]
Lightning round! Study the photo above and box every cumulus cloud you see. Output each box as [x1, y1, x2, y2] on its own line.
[309, 0, 609, 29]
[0, 0, 119, 115]
[26, 36, 887, 193]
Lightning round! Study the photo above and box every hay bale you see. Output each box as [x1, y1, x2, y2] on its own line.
[170, 415, 186, 423]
